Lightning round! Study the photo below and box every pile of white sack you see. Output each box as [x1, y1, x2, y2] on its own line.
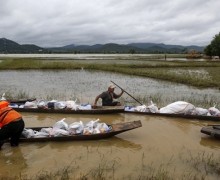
[159, 101, 220, 116]
[125, 101, 220, 116]
[22, 118, 110, 138]
[10, 99, 92, 111]
[124, 101, 159, 113]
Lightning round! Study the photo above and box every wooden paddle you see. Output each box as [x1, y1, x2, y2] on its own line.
[111, 80, 143, 105]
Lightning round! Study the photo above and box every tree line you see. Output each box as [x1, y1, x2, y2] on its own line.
[204, 32, 220, 57]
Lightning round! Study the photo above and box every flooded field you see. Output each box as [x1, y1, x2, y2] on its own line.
[0, 69, 220, 179]
[0, 53, 206, 62]
[0, 70, 219, 107]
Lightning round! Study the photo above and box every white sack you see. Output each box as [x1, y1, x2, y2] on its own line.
[96, 123, 110, 133]
[147, 103, 159, 113]
[37, 100, 48, 109]
[208, 107, 220, 116]
[68, 121, 84, 135]
[50, 128, 69, 137]
[53, 118, 68, 130]
[124, 106, 135, 112]
[22, 128, 36, 138]
[134, 104, 159, 113]
[24, 101, 37, 108]
[83, 126, 94, 135]
[40, 128, 53, 134]
[194, 107, 209, 116]
[78, 104, 92, 110]
[54, 101, 66, 109]
[34, 131, 49, 138]
[66, 100, 79, 110]
[159, 101, 195, 114]
[85, 119, 100, 128]
[83, 119, 100, 134]
[135, 105, 148, 112]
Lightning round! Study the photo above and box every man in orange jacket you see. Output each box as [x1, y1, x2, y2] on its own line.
[0, 101, 25, 150]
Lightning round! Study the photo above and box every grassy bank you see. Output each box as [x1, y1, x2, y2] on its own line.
[0, 58, 220, 88]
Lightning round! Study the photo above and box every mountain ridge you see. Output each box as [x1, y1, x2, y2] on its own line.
[0, 38, 205, 54]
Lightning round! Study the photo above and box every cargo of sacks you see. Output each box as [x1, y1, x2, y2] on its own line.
[22, 118, 111, 138]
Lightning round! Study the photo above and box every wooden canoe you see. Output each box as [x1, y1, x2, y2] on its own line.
[12, 106, 124, 114]
[201, 125, 220, 139]
[19, 120, 142, 142]
[125, 111, 220, 121]
[8, 98, 36, 105]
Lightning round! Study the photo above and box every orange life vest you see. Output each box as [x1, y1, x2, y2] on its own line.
[0, 101, 9, 109]
[0, 107, 22, 127]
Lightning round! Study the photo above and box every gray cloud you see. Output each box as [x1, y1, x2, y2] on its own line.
[0, 0, 219, 47]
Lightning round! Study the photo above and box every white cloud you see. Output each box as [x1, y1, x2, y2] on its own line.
[0, 0, 219, 47]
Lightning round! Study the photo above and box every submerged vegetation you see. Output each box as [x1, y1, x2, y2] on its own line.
[0, 150, 220, 180]
[0, 57, 220, 88]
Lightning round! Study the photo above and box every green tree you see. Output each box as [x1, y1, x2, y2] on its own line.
[129, 49, 136, 54]
[204, 44, 212, 56]
[204, 32, 220, 56]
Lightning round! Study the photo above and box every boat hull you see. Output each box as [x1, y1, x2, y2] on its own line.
[13, 106, 124, 114]
[19, 120, 142, 142]
[8, 98, 36, 105]
[201, 126, 220, 139]
[125, 111, 220, 121]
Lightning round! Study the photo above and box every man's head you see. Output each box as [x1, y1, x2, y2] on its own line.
[108, 84, 116, 92]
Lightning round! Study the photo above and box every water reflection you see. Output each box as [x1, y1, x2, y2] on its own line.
[44, 137, 142, 150]
[22, 113, 126, 128]
[0, 146, 27, 177]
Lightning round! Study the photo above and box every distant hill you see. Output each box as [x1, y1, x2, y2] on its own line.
[0, 38, 205, 54]
[50, 42, 204, 54]
[127, 43, 204, 53]
[0, 38, 49, 53]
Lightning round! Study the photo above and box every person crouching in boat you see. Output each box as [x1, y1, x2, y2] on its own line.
[93, 84, 124, 107]
[0, 101, 25, 150]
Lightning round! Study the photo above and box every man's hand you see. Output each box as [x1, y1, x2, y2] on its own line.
[92, 104, 97, 109]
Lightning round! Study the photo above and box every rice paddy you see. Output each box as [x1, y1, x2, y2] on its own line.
[0, 55, 219, 88]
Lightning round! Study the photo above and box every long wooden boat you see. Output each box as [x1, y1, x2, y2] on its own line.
[19, 120, 142, 142]
[124, 111, 220, 121]
[12, 106, 124, 114]
[201, 125, 220, 139]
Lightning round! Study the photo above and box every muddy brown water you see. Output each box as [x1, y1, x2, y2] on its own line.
[0, 69, 220, 179]
[0, 113, 220, 179]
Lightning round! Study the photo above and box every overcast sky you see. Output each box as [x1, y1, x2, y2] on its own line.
[0, 0, 219, 47]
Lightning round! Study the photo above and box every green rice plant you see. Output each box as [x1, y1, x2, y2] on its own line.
[0, 58, 220, 88]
